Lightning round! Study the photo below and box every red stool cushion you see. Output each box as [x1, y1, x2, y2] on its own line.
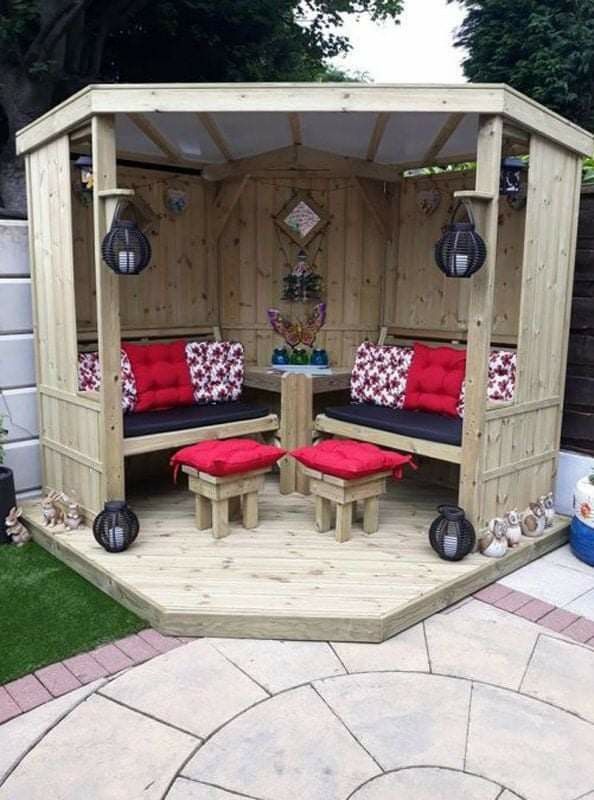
[123, 340, 194, 412]
[403, 342, 466, 418]
[171, 438, 285, 479]
[291, 439, 415, 481]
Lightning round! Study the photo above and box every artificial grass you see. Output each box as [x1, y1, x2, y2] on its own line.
[0, 541, 146, 685]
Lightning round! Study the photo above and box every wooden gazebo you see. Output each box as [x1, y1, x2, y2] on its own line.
[15, 83, 593, 641]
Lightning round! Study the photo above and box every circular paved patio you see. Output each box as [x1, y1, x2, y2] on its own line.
[1, 598, 594, 800]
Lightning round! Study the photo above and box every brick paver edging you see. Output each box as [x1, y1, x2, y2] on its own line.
[2, 584, 594, 726]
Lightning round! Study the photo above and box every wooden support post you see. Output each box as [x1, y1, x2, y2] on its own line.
[363, 496, 380, 534]
[212, 499, 230, 539]
[196, 495, 212, 530]
[458, 115, 503, 529]
[315, 496, 332, 532]
[243, 492, 258, 529]
[335, 503, 353, 543]
[279, 373, 313, 494]
[92, 115, 125, 503]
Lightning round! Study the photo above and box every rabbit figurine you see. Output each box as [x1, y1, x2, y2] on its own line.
[41, 490, 64, 528]
[64, 500, 82, 531]
[479, 517, 509, 558]
[520, 502, 545, 538]
[504, 508, 522, 548]
[539, 492, 555, 528]
[5, 507, 31, 547]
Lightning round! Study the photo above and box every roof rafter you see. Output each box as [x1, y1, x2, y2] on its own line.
[288, 112, 302, 146]
[366, 112, 390, 162]
[196, 112, 234, 161]
[423, 113, 465, 165]
[128, 113, 184, 163]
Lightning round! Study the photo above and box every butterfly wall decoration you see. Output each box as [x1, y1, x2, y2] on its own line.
[267, 303, 327, 349]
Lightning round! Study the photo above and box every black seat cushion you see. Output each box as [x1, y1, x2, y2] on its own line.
[324, 404, 463, 446]
[124, 401, 270, 438]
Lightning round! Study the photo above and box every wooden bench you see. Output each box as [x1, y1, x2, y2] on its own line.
[302, 466, 391, 543]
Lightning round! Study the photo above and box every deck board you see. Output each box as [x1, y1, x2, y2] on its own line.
[22, 477, 569, 642]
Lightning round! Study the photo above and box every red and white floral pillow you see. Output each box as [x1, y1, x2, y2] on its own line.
[78, 350, 137, 413]
[185, 340, 244, 404]
[351, 341, 516, 417]
[457, 349, 516, 417]
[351, 341, 413, 409]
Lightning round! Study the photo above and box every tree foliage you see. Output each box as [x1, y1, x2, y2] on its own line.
[0, 0, 402, 215]
[453, 0, 594, 131]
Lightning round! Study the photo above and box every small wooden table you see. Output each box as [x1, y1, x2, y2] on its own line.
[243, 367, 352, 495]
[302, 467, 391, 543]
[182, 465, 270, 539]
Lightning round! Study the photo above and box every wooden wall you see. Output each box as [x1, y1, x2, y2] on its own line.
[391, 170, 526, 341]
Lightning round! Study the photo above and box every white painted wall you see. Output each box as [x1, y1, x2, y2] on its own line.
[0, 220, 41, 495]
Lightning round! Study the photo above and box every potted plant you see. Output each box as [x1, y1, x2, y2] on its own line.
[0, 415, 16, 544]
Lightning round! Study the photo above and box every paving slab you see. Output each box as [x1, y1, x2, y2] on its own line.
[563, 587, 594, 619]
[61, 653, 108, 684]
[183, 685, 379, 800]
[522, 634, 594, 723]
[313, 672, 470, 771]
[424, 599, 541, 689]
[167, 777, 259, 798]
[466, 683, 594, 800]
[207, 638, 344, 693]
[331, 623, 429, 673]
[0, 681, 104, 784]
[35, 663, 81, 697]
[349, 767, 501, 800]
[100, 639, 267, 737]
[546, 544, 594, 576]
[499, 558, 594, 606]
[0, 694, 196, 800]
[4, 675, 51, 712]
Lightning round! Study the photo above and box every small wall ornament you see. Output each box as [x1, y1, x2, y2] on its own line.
[416, 188, 441, 217]
[164, 186, 189, 218]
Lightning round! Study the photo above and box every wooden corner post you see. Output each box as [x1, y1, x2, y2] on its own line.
[458, 115, 504, 529]
[92, 114, 125, 502]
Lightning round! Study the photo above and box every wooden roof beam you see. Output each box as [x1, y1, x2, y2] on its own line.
[366, 113, 390, 162]
[423, 113, 465, 165]
[288, 112, 302, 146]
[196, 112, 234, 161]
[128, 113, 184, 163]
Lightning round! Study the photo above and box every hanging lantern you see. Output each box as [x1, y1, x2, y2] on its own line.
[434, 202, 486, 278]
[429, 505, 476, 562]
[499, 156, 527, 197]
[101, 219, 152, 276]
[93, 501, 139, 553]
[74, 155, 93, 192]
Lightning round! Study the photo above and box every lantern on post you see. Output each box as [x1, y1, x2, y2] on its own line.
[500, 156, 527, 197]
[93, 501, 139, 553]
[434, 201, 487, 278]
[74, 155, 93, 192]
[102, 218, 152, 276]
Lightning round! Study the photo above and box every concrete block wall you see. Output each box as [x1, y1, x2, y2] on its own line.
[0, 220, 41, 495]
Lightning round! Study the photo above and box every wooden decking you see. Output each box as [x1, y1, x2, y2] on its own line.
[22, 477, 569, 642]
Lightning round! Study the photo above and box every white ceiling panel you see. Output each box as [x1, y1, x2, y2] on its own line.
[211, 112, 291, 159]
[375, 112, 449, 165]
[115, 115, 163, 158]
[300, 112, 378, 159]
[144, 112, 216, 162]
[438, 113, 479, 160]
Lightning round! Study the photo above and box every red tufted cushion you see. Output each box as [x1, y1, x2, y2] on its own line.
[170, 438, 285, 479]
[403, 343, 466, 418]
[291, 439, 415, 481]
[123, 340, 194, 412]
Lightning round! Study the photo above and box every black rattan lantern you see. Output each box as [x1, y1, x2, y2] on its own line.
[429, 504, 476, 561]
[93, 501, 139, 553]
[434, 202, 486, 278]
[101, 219, 151, 275]
[500, 156, 527, 197]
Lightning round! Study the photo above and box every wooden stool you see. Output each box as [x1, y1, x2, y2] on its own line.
[302, 467, 391, 542]
[182, 465, 270, 539]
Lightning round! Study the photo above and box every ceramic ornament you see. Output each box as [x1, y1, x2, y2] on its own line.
[416, 188, 441, 216]
[5, 507, 31, 546]
[539, 492, 555, 528]
[520, 502, 546, 538]
[41, 490, 64, 528]
[479, 517, 509, 558]
[504, 508, 522, 548]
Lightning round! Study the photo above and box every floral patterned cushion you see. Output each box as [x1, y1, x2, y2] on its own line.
[78, 350, 137, 413]
[185, 340, 244, 404]
[457, 349, 516, 417]
[350, 341, 413, 409]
